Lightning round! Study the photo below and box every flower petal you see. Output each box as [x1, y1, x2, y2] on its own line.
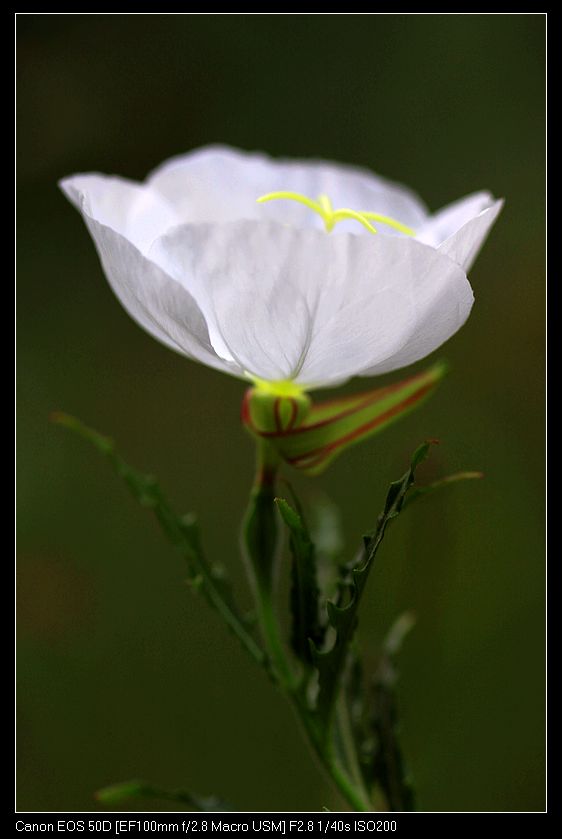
[417, 192, 493, 244]
[437, 199, 504, 272]
[297, 237, 474, 385]
[59, 178, 241, 377]
[60, 174, 181, 255]
[149, 220, 472, 389]
[148, 220, 319, 381]
[416, 192, 503, 271]
[147, 145, 429, 233]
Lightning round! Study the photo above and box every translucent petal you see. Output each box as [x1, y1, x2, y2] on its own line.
[59, 177, 241, 377]
[417, 193, 503, 271]
[149, 220, 472, 389]
[147, 145, 430, 233]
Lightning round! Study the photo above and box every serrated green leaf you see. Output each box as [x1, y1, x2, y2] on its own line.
[52, 412, 266, 672]
[311, 442, 433, 727]
[276, 497, 323, 664]
[95, 779, 230, 811]
[244, 362, 447, 475]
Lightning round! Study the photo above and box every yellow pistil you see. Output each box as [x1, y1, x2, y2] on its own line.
[257, 191, 415, 236]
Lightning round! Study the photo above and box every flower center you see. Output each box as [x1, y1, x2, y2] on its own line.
[248, 376, 306, 398]
[257, 191, 415, 236]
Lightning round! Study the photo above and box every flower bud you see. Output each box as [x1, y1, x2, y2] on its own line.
[241, 362, 448, 476]
[242, 387, 311, 436]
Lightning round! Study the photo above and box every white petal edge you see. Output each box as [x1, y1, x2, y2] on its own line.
[437, 199, 504, 272]
[146, 144, 430, 231]
[60, 174, 181, 255]
[60, 179, 242, 378]
[416, 192, 493, 245]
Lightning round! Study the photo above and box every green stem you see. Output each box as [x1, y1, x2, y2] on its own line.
[242, 439, 296, 688]
[256, 588, 296, 690]
[326, 754, 372, 812]
[289, 691, 372, 812]
[242, 437, 372, 811]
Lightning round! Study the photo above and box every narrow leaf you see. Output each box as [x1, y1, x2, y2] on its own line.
[276, 497, 323, 664]
[244, 362, 447, 476]
[242, 482, 279, 594]
[311, 442, 433, 727]
[52, 413, 267, 672]
[402, 470, 483, 509]
[95, 779, 230, 811]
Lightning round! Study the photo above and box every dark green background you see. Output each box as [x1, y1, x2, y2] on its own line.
[17, 14, 545, 812]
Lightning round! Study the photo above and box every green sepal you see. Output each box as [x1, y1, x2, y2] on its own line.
[244, 388, 311, 434]
[242, 362, 448, 476]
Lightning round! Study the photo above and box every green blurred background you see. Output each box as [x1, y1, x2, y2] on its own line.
[17, 14, 545, 812]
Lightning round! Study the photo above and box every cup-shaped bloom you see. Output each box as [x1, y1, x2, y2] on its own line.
[60, 145, 502, 394]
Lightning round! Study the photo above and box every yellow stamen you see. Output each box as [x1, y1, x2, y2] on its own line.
[331, 208, 378, 234]
[257, 190, 415, 236]
[257, 191, 322, 215]
[358, 211, 416, 236]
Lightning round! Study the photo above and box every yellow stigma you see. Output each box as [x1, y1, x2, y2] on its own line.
[256, 191, 415, 236]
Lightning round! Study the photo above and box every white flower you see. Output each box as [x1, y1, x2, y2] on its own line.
[60, 145, 502, 391]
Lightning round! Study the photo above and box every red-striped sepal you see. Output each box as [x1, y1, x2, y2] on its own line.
[242, 361, 448, 476]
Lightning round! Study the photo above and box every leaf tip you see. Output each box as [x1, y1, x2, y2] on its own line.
[432, 358, 451, 376]
[274, 496, 294, 523]
[94, 780, 147, 804]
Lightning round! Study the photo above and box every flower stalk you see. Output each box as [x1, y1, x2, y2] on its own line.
[241, 432, 375, 810]
[240, 430, 374, 809]
[241, 438, 296, 689]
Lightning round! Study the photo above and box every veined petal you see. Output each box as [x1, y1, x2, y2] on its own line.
[148, 220, 318, 380]
[60, 174, 181, 254]
[149, 220, 472, 389]
[59, 178, 242, 377]
[300, 236, 473, 385]
[417, 192, 494, 246]
[147, 145, 429, 232]
[416, 192, 503, 271]
[437, 199, 504, 272]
